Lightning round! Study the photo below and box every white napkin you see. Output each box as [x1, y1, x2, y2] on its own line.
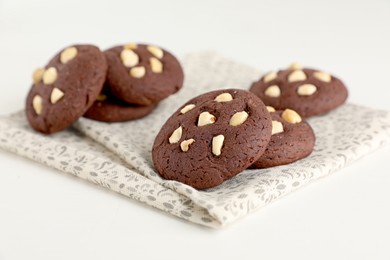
[1, 52, 390, 228]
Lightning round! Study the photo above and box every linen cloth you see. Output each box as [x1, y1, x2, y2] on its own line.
[1, 52, 390, 228]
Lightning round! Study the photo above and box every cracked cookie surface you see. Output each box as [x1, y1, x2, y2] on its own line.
[104, 43, 184, 105]
[249, 64, 348, 117]
[152, 89, 272, 189]
[26, 44, 107, 134]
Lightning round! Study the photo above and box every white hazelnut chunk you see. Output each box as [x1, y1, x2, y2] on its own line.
[32, 67, 45, 84]
[130, 66, 146, 78]
[96, 94, 107, 101]
[180, 104, 195, 114]
[281, 109, 302, 124]
[263, 72, 277, 83]
[120, 49, 139, 67]
[313, 71, 331, 82]
[271, 120, 284, 135]
[288, 70, 307, 82]
[212, 135, 225, 156]
[50, 88, 64, 104]
[266, 106, 276, 112]
[150, 57, 163, 73]
[229, 111, 249, 126]
[214, 93, 233, 102]
[264, 85, 281, 97]
[42, 67, 58, 85]
[60, 47, 78, 64]
[288, 62, 303, 70]
[169, 126, 183, 144]
[32, 95, 43, 115]
[147, 45, 164, 59]
[124, 43, 138, 50]
[297, 84, 317, 96]
[197, 112, 216, 126]
[180, 138, 195, 152]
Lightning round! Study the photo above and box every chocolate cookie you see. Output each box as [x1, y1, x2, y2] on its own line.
[152, 89, 272, 190]
[249, 63, 348, 117]
[83, 87, 157, 122]
[26, 44, 107, 134]
[104, 43, 184, 105]
[250, 107, 315, 168]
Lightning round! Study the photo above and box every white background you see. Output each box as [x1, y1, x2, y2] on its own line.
[1, 0, 390, 259]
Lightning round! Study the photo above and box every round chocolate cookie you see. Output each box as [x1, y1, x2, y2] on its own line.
[249, 63, 348, 117]
[152, 89, 272, 190]
[250, 107, 315, 168]
[26, 44, 107, 134]
[104, 43, 184, 105]
[83, 87, 157, 122]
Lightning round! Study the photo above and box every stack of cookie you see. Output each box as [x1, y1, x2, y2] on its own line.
[26, 43, 184, 134]
[152, 64, 348, 189]
[248, 62, 348, 167]
[84, 44, 184, 122]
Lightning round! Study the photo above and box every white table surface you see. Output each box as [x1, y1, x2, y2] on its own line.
[1, 0, 390, 259]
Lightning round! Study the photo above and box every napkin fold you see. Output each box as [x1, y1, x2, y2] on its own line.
[1, 52, 390, 228]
